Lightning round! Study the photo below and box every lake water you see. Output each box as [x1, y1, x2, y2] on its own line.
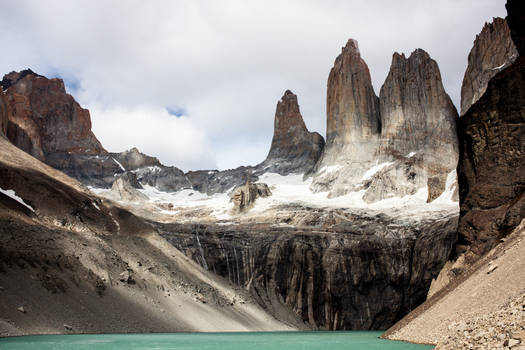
[0, 331, 434, 349]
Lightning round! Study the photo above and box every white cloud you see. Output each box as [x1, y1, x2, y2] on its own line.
[89, 104, 216, 171]
[0, 0, 508, 171]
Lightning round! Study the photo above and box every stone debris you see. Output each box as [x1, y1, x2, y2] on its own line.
[17, 306, 25, 314]
[487, 262, 498, 274]
[436, 292, 525, 349]
[119, 270, 136, 284]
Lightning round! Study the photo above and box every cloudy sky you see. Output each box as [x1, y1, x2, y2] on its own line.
[0, 0, 507, 171]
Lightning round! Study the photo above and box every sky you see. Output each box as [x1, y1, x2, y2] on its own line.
[0, 0, 507, 171]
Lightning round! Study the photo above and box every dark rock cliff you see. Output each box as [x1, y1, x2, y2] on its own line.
[258, 90, 324, 175]
[457, 0, 525, 256]
[0, 90, 8, 136]
[159, 214, 457, 330]
[460, 17, 518, 116]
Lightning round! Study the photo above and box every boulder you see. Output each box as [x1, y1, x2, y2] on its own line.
[230, 182, 271, 213]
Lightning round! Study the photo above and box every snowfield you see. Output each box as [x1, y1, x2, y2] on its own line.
[90, 168, 459, 220]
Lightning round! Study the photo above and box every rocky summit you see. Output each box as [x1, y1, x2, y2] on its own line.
[311, 41, 458, 202]
[375, 49, 458, 203]
[311, 39, 380, 196]
[2, 69, 106, 160]
[460, 17, 518, 116]
[258, 90, 324, 175]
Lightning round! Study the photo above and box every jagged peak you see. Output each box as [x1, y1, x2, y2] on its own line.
[1, 69, 46, 90]
[389, 49, 433, 68]
[342, 38, 360, 55]
[1, 69, 66, 93]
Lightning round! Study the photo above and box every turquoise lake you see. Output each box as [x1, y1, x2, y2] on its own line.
[0, 331, 433, 349]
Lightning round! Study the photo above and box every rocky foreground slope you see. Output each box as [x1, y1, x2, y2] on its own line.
[0, 136, 300, 336]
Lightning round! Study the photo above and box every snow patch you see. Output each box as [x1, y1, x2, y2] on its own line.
[0, 187, 35, 212]
[406, 152, 416, 158]
[492, 63, 506, 70]
[318, 165, 342, 175]
[133, 165, 162, 174]
[138, 185, 232, 219]
[433, 169, 458, 204]
[112, 157, 126, 171]
[361, 162, 394, 181]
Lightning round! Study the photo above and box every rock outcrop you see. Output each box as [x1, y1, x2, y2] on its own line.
[0, 70, 122, 187]
[457, 2, 525, 256]
[110, 147, 162, 171]
[311, 39, 381, 196]
[230, 182, 271, 213]
[134, 165, 191, 193]
[186, 167, 258, 195]
[325, 39, 381, 151]
[460, 18, 518, 115]
[2, 69, 106, 159]
[258, 90, 324, 175]
[312, 41, 459, 202]
[379, 49, 458, 170]
[160, 213, 457, 330]
[107, 172, 149, 202]
[372, 49, 458, 202]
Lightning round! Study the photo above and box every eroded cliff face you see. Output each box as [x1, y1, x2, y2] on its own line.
[460, 18, 518, 116]
[258, 90, 324, 175]
[0, 70, 122, 187]
[457, 8, 525, 257]
[2, 70, 106, 158]
[311, 39, 381, 196]
[159, 213, 457, 330]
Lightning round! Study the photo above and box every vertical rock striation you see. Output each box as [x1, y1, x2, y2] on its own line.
[161, 214, 457, 330]
[457, 0, 525, 256]
[372, 49, 458, 202]
[311, 39, 381, 196]
[460, 18, 518, 116]
[258, 90, 324, 175]
[325, 39, 381, 150]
